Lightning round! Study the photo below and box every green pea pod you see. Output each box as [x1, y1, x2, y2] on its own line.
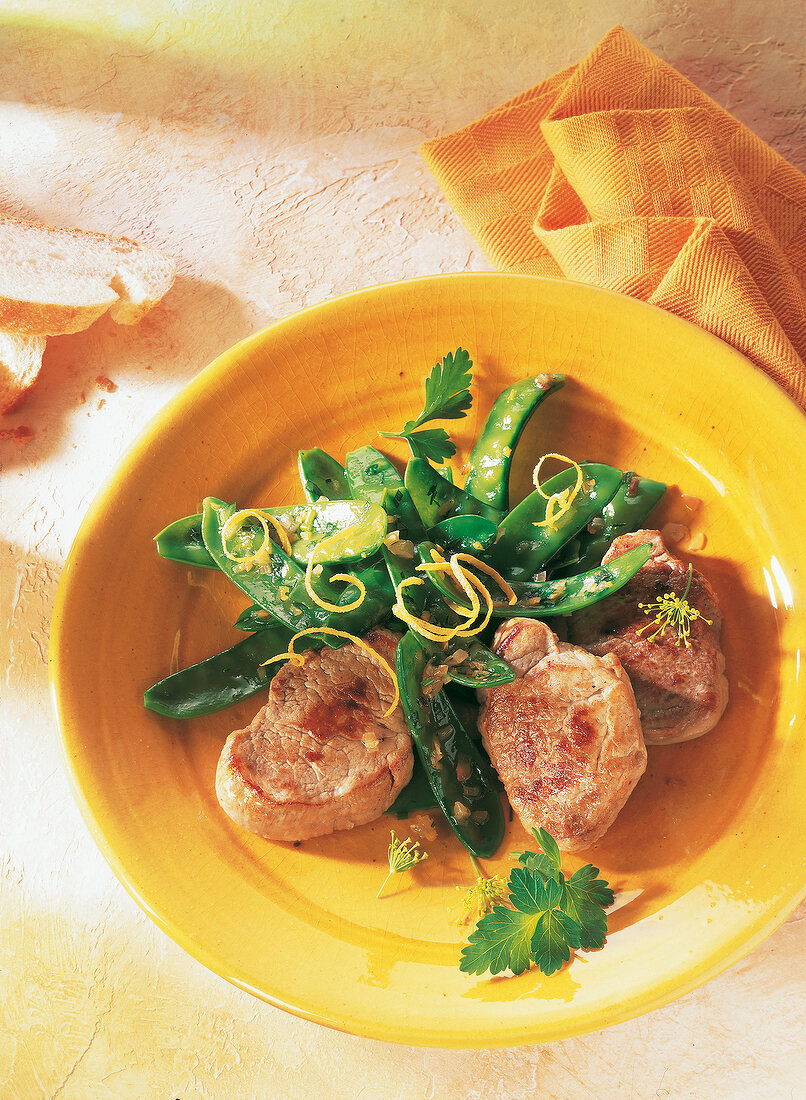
[435, 464, 454, 484]
[387, 752, 437, 815]
[445, 641, 515, 688]
[549, 473, 666, 578]
[233, 604, 273, 631]
[464, 374, 565, 511]
[423, 542, 652, 619]
[404, 458, 501, 528]
[156, 499, 387, 570]
[380, 545, 437, 624]
[155, 513, 218, 570]
[143, 625, 310, 719]
[201, 497, 338, 642]
[345, 445, 426, 541]
[236, 559, 393, 640]
[327, 556, 396, 637]
[298, 448, 350, 502]
[487, 462, 623, 582]
[396, 631, 505, 858]
[345, 445, 404, 503]
[286, 500, 387, 564]
[429, 515, 498, 555]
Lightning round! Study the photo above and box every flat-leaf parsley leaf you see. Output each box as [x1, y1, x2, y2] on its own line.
[379, 348, 473, 463]
[459, 829, 613, 978]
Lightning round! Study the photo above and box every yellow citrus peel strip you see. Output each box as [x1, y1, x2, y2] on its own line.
[452, 571, 494, 637]
[304, 553, 366, 613]
[416, 549, 516, 619]
[417, 549, 480, 621]
[452, 553, 517, 607]
[261, 627, 399, 718]
[532, 453, 584, 532]
[392, 576, 463, 643]
[221, 508, 293, 564]
[395, 546, 517, 645]
[301, 523, 367, 613]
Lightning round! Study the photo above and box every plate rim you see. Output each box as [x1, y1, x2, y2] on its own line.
[49, 271, 806, 1048]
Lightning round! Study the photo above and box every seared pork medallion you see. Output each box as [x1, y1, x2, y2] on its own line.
[216, 629, 412, 841]
[567, 530, 728, 744]
[478, 619, 646, 852]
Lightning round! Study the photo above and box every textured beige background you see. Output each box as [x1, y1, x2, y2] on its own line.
[1, 2, 805, 1097]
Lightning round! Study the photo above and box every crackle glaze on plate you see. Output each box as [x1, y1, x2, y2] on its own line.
[50, 274, 806, 1047]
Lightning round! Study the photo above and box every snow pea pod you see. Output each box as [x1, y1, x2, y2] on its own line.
[422, 542, 652, 619]
[404, 458, 500, 528]
[446, 641, 516, 689]
[143, 624, 310, 719]
[155, 513, 217, 569]
[548, 472, 666, 578]
[396, 631, 505, 858]
[327, 555, 396, 637]
[155, 500, 387, 570]
[345, 445, 425, 541]
[465, 374, 565, 512]
[428, 514, 498, 555]
[233, 604, 273, 631]
[233, 556, 394, 637]
[201, 497, 337, 641]
[298, 448, 350, 503]
[285, 500, 387, 564]
[487, 462, 623, 582]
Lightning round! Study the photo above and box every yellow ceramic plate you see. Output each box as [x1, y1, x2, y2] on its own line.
[51, 274, 806, 1047]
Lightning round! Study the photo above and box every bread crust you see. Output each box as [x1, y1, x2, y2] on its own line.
[0, 216, 175, 414]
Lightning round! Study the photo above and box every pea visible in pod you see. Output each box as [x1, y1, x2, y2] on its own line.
[464, 373, 565, 512]
[396, 631, 505, 858]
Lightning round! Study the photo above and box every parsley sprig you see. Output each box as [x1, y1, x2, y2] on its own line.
[379, 348, 473, 463]
[459, 829, 614, 977]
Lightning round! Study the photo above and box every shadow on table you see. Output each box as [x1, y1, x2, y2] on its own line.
[0, 10, 803, 169]
[0, 274, 254, 471]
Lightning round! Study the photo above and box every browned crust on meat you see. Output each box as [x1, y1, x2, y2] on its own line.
[478, 620, 646, 851]
[216, 628, 413, 841]
[569, 530, 728, 744]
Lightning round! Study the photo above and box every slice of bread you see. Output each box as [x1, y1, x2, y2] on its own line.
[0, 215, 176, 414]
[0, 216, 176, 336]
[0, 331, 46, 414]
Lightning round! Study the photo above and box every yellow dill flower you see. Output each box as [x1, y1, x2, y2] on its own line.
[376, 832, 429, 898]
[456, 873, 508, 927]
[637, 563, 712, 648]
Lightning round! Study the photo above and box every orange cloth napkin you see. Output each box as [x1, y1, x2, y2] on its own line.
[421, 26, 806, 407]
